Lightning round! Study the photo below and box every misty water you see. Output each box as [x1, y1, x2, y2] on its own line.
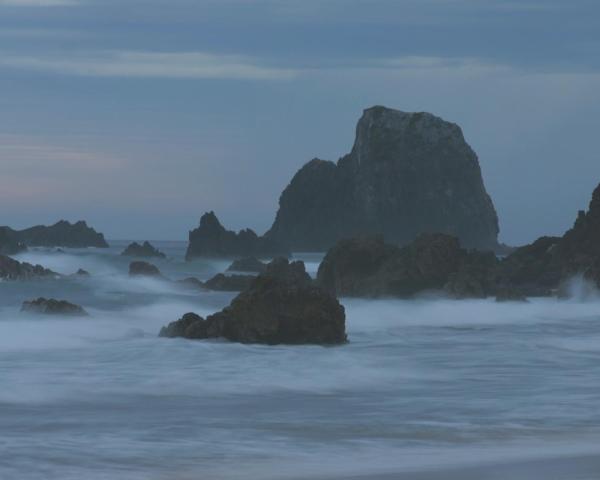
[2, 241, 600, 479]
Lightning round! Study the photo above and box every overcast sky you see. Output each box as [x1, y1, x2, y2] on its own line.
[0, 0, 598, 244]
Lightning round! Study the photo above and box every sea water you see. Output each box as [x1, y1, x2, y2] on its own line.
[1, 241, 600, 479]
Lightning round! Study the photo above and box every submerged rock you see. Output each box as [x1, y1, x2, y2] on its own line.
[0, 220, 108, 248]
[21, 297, 88, 316]
[185, 212, 288, 260]
[203, 273, 255, 292]
[129, 261, 162, 277]
[160, 258, 346, 345]
[264, 106, 499, 251]
[121, 241, 166, 258]
[0, 255, 58, 281]
[226, 256, 267, 273]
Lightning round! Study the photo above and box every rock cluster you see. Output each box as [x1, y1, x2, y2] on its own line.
[161, 258, 346, 345]
[203, 273, 255, 292]
[185, 212, 288, 260]
[21, 297, 88, 316]
[0, 255, 58, 281]
[129, 261, 162, 277]
[121, 241, 166, 258]
[0, 227, 27, 255]
[0, 220, 108, 248]
[264, 106, 499, 251]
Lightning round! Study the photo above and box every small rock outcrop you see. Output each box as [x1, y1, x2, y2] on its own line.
[121, 241, 166, 258]
[176, 277, 205, 290]
[317, 234, 496, 298]
[0, 227, 27, 255]
[160, 258, 346, 345]
[226, 256, 267, 273]
[203, 273, 255, 292]
[129, 261, 162, 277]
[21, 297, 88, 316]
[0, 220, 108, 248]
[264, 106, 499, 251]
[0, 255, 58, 281]
[185, 212, 289, 260]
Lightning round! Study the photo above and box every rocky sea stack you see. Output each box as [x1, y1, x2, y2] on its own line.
[21, 298, 88, 316]
[185, 211, 288, 260]
[265, 106, 499, 251]
[121, 241, 166, 258]
[0, 220, 108, 248]
[0, 255, 58, 281]
[161, 258, 346, 345]
[129, 261, 163, 277]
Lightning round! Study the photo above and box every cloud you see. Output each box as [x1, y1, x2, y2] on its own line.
[0, 0, 79, 6]
[0, 51, 297, 80]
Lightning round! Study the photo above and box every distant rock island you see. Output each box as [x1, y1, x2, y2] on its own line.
[265, 106, 499, 251]
[186, 105, 499, 257]
[121, 241, 165, 258]
[0, 220, 108, 249]
[185, 211, 288, 260]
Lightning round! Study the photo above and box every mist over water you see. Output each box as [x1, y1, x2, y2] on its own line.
[2, 242, 600, 479]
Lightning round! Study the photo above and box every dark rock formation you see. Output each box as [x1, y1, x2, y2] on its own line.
[226, 256, 267, 273]
[176, 277, 205, 290]
[129, 261, 162, 277]
[74, 269, 90, 277]
[160, 258, 346, 345]
[495, 288, 528, 303]
[204, 273, 255, 292]
[121, 241, 166, 258]
[317, 234, 496, 298]
[0, 220, 108, 248]
[265, 106, 499, 251]
[0, 255, 58, 281]
[0, 227, 27, 255]
[185, 212, 288, 260]
[21, 297, 88, 316]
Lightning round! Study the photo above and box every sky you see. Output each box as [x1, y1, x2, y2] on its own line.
[0, 0, 599, 244]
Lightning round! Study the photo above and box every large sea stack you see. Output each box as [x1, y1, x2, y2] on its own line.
[0, 220, 108, 248]
[264, 106, 499, 251]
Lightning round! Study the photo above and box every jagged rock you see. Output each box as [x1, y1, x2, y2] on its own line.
[121, 241, 166, 258]
[129, 261, 162, 277]
[0, 255, 58, 281]
[185, 212, 288, 260]
[204, 273, 255, 292]
[74, 269, 90, 277]
[226, 256, 267, 273]
[160, 259, 346, 345]
[264, 106, 499, 251]
[445, 251, 499, 299]
[0, 220, 108, 248]
[317, 234, 488, 298]
[21, 297, 88, 316]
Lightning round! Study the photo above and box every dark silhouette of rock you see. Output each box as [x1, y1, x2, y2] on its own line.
[21, 297, 88, 316]
[121, 241, 166, 258]
[0, 255, 58, 281]
[0, 220, 108, 248]
[176, 277, 205, 290]
[204, 273, 255, 292]
[317, 234, 492, 298]
[0, 227, 27, 255]
[74, 269, 90, 277]
[185, 212, 289, 260]
[495, 288, 528, 303]
[226, 256, 267, 273]
[444, 250, 499, 299]
[160, 258, 346, 345]
[265, 106, 499, 251]
[129, 261, 162, 277]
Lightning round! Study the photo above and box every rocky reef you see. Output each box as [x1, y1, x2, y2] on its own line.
[0, 220, 108, 248]
[316, 181, 600, 299]
[160, 258, 346, 345]
[21, 298, 88, 316]
[264, 106, 499, 251]
[121, 241, 165, 258]
[0, 255, 58, 281]
[185, 212, 288, 260]
[317, 234, 497, 298]
[203, 273, 255, 292]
